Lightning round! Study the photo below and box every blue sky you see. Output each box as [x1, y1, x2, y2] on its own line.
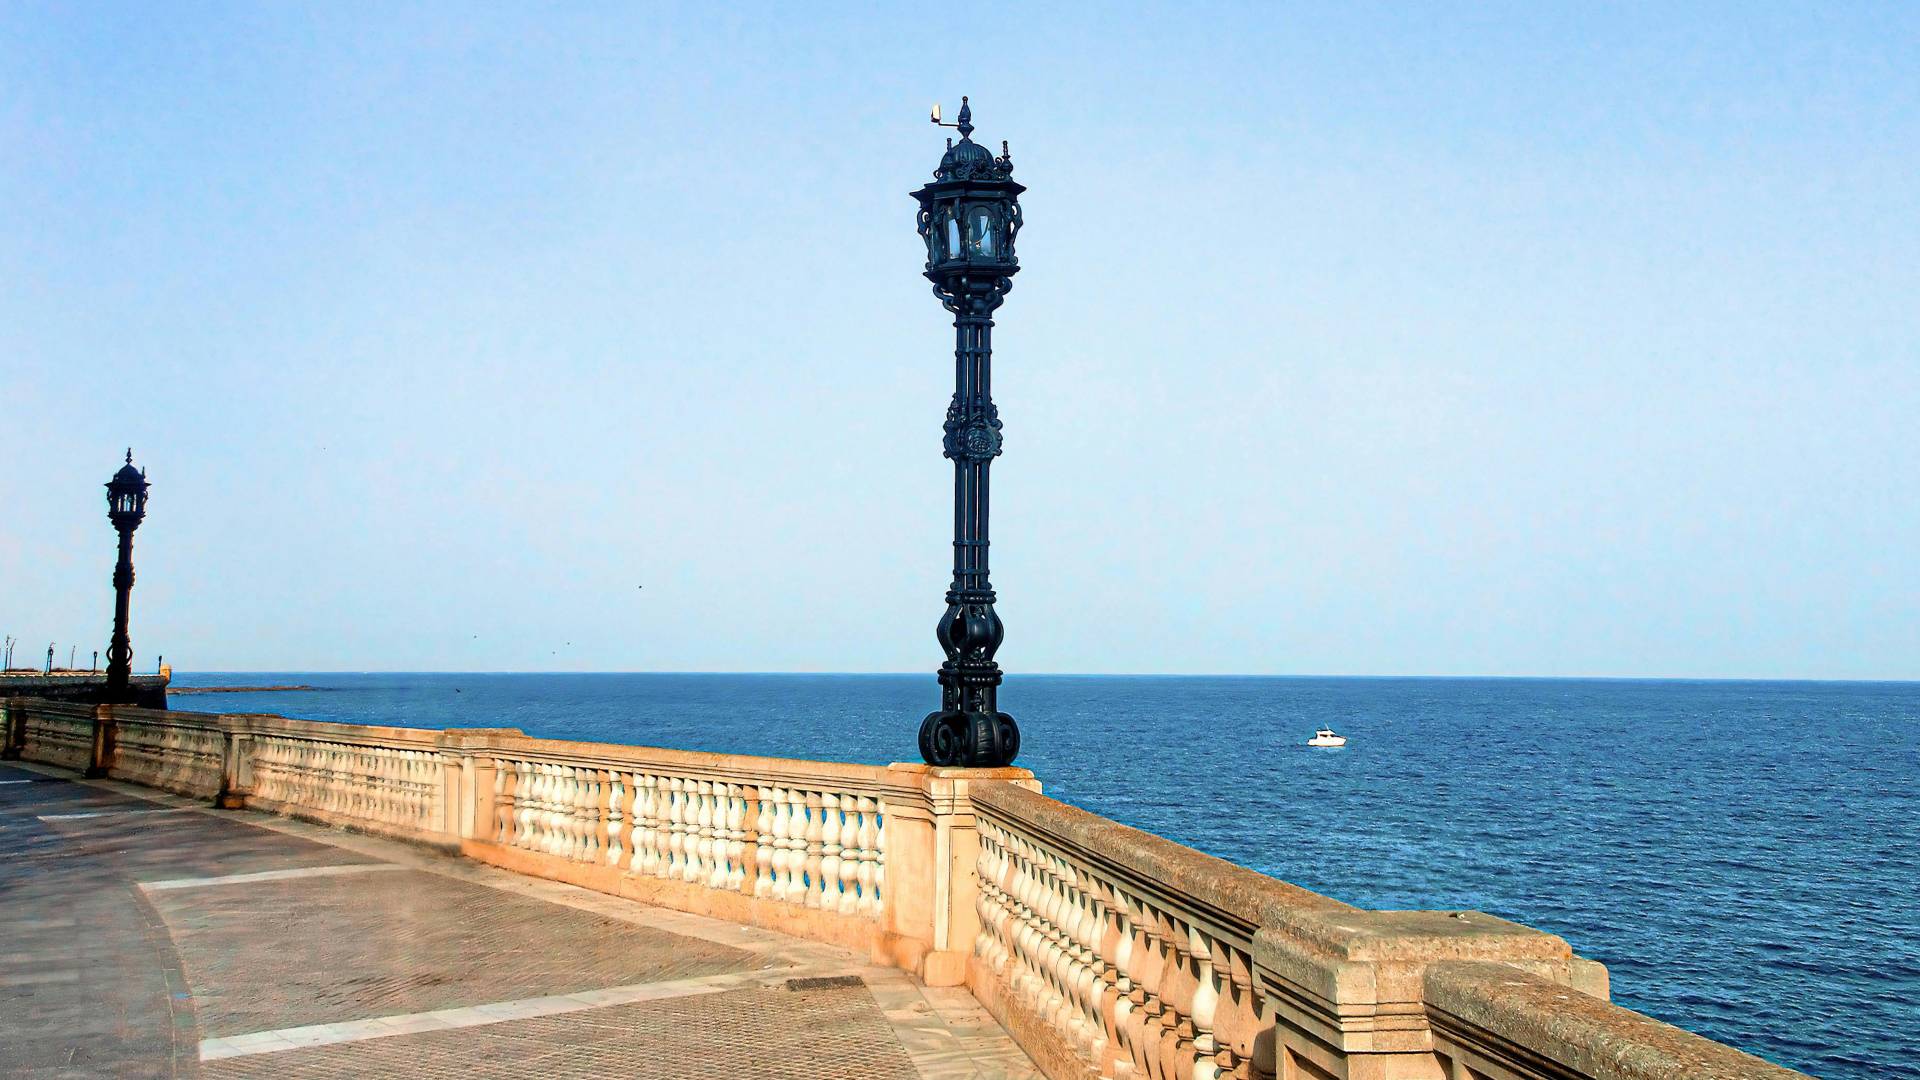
[2, 3, 1915, 677]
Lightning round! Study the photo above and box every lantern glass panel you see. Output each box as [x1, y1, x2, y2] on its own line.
[968, 207, 995, 256]
[945, 215, 961, 262]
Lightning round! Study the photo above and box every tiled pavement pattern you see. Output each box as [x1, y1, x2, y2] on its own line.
[0, 761, 1043, 1079]
[152, 869, 755, 1036]
[199, 984, 920, 1080]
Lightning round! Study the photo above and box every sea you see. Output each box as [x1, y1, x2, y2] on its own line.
[171, 672, 1919, 1080]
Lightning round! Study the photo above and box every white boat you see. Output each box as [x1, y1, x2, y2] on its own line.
[1306, 728, 1347, 748]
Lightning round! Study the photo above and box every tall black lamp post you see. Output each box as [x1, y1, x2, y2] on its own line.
[103, 450, 150, 703]
[912, 97, 1025, 768]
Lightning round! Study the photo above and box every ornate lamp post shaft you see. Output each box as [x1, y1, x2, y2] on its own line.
[103, 450, 150, 703]
[913, 98, 1025, 768]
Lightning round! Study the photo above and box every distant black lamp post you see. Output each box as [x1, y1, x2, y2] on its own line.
[103, 450, 150, 703]
[911, 97, 1025, 768]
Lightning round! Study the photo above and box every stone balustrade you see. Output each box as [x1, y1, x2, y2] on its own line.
[966, 780, 1808, 1080]
[525, 772, 884, 918]
[7, 699, 99, 774]
[446, 735, 1024, 967]
[111, 708, 226, 797]
[0, 697, 1812, 1080]
[247, 722, 447, 839]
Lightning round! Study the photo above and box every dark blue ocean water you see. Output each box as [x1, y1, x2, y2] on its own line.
[174, 672, 1918, 1079]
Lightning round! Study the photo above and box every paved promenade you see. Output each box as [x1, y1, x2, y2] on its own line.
[0, 761, 1042, 1079]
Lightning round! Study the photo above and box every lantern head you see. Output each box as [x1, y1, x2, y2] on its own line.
[105, 449, 149, 529]
[912, 97, 1024, 307]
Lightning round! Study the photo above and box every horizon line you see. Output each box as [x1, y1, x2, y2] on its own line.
[167, 669, 1920, 685]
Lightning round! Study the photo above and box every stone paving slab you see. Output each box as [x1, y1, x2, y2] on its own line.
[151, 868, 757, 1037]
[198, 984, 920, 1080]
[0, 762, 1045, 1079]
[1, 770, 202, 1077]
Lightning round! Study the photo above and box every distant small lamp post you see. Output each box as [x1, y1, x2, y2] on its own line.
[103, 450, 150, 703]
[911, 97, 1025, 768]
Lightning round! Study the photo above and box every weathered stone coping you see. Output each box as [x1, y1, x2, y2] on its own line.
[1425, 961, 1810, 1080]
[970, 778, 1352, 920]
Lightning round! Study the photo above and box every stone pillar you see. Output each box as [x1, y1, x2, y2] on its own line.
[736, 785, 761, 897]
[881, 764, 1038, 987]
[85, 704, 114, 778]
[434, 729, 523, 843]
[0, 700, 22, 760]
[216, 719, 253, 809]
[435, 750, 465, 839]
[1250, 910, 1611, 1080]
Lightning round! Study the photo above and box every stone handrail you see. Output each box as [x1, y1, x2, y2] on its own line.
[1423, 961, 1809, 1080]
[0, 698, 1812, 1080]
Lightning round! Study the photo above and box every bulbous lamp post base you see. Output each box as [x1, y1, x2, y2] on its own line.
[918, 708, 1020, 768]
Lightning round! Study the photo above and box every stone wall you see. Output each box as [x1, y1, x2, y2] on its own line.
[0, 697, 1811, 1080]
[0, 670, 168, 708]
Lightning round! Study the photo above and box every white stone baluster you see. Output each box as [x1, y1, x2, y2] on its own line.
[754, 784, 777, 897]
[818, 793, 843, 912]
[1189, 924, 1220, 1080]
[725, 784, 749, 891]
[580, 767, 604, 863]
[1105, 884, 1136, 1079]
[693, 780, 716, 886]
[558, 765, 580, 857]
[560, 766, 578, 859]
[659, 777, 680, 878]
[530, 763, 552, 852]
[579, 766, 601, 862]
[855, 796, 880, 916]
[798, 791, 822, 908]
[680, 777, 703, 881]
[509, 759, 528, 848]
[705, 781, 728, 889]
[779, 788, 804, 901]
[539, 763, 558, 853]
[497, 759, 516, 845]
[605, 772, 625, 867]
[632, 774, 658, 874]
[528, 764, 550, 852]
[835, 794, 859, 914]
[651, 776, 675, 876]
[873, 804, 886, 911]
[518, 762, 540, 850]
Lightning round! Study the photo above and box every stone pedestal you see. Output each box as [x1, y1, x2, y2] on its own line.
[880, 764, 1039, 986]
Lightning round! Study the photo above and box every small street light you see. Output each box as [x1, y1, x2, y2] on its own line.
[911, 97, 1025, 768]
[104, 450, 150, 703]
